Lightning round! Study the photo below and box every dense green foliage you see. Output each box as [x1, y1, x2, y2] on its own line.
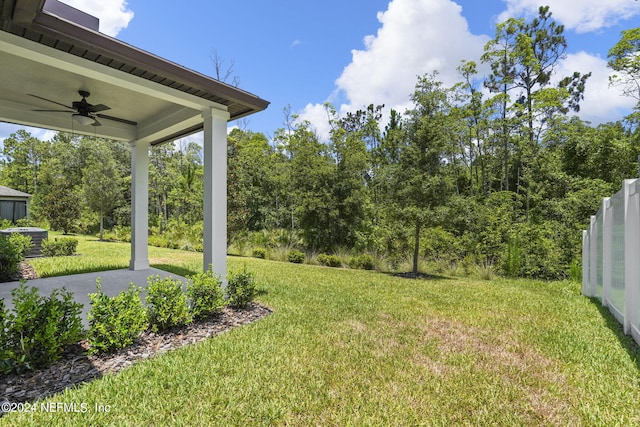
[187, 267, 226, 320]
[87, 281, 148, 355]
[287, 249, 305, 263]
[1, 10, 638, 280]
[146, 275, 192, 332]
[40, 237, 78, 257]
[226, 267, 258, 308]
[0, 234, 31, 282]
[1, 284, 83, 374]
[317, 253, 343, 268]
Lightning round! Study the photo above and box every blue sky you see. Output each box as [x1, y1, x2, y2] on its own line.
[2, 0, 640, 143]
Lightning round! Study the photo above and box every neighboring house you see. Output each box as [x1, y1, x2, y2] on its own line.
[0, 185, 31, 222]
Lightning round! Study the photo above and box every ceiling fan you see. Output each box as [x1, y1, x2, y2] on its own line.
[29, 90, 137, 127]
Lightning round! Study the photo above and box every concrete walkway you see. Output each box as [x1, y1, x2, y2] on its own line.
[0, 268, 187, 327]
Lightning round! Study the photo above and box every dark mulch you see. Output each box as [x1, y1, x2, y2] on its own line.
[0, 262, 38, 284]
[1, 303, 272, 406]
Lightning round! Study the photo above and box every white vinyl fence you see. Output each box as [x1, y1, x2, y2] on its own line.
[583, 179, 640, 345]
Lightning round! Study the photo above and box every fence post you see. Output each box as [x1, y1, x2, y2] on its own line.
[624, 179, 639, 336]
[602, 198, 612, 308]
[589, 214, 598, 299]
[582, 230, 590, 296]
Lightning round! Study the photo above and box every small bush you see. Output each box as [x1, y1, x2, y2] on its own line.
[87, 280, 148, 354]
[147, 275, 191, 332]
[287, 249, 305, 264]
[349, 254, 375, 270]
[0, 299, 14, 375]
[9, 233, 33, 258]
[41, 237, 78, 257]
[187, 267, 225, 320]
[317, 254, 342, 268]
[252, 247, 267, 259]
[0, 235, 24, 282]
[4, 284, 83, 372]
[227, 267, 257, 308]
[113, 225, 132, 242]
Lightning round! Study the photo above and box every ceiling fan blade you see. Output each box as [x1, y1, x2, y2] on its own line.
[96, 113, 137, 126]
[28, 94, 73, 110]
[87, 104, 110, 113]
[92, 118, 102, 127]
[33, 109, 74, 113]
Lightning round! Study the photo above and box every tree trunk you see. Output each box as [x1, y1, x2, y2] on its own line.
[99, 211, 104, 241]
[413, 219, 421, 274]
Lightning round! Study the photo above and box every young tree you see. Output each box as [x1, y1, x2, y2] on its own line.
[383, 72, 452, 274]
[328, 104, 374, 250]
[42, 178, 80, 234]
[0, 130, 48, 194]
[286, 120, 337, 251]
[82, 142, 123, 241]
[482, 6, 590, 217]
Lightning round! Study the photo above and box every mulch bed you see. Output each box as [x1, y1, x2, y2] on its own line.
[1, 303, 272, 406]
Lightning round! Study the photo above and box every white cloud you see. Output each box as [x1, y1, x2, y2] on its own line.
[498, 0, 640, 33]
[60, 0, 134, 37]
[298, 0, 488, 140]
[0, 124, 56, 143]
[298, 103, 333, 140]
[558, 52, 636, 124]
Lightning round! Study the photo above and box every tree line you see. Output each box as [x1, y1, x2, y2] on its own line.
[2, 7, 639, 280]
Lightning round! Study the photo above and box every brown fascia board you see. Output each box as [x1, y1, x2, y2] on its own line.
[42, 0, 98, 31]
[28, 10, 269, 118]
[9, 0, 44, 24]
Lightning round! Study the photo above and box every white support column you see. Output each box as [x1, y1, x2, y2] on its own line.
[202, 107, 230, 281]
[602, 197, 612, 308]
[129, 140, 150, 270]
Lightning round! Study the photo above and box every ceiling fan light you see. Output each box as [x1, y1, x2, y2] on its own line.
[72, 113, 95, 126]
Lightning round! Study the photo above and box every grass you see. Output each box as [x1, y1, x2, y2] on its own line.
[29, 232, 202, 278]
[3, 237, 640, 425]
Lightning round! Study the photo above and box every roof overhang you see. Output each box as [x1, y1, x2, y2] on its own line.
[0, 0, 269, 145]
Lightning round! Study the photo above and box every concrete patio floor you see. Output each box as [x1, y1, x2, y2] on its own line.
[0, 268, 187, 327]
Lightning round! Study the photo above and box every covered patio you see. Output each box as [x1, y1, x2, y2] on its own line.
[0, 0, 269, 281]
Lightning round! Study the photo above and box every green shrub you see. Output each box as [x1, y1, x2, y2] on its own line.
[349, 254, 375, 270]
[287, 249, 305, 264]
[0, 299, 14, 375]
[187, 267, 225, 320]
[227, 267, 257, 308]
[252, 247, 267, 259]
[0, 234, 24, 282]
[147, 275, 191, 332]
[113, 225, 132, 243]
[87, 280, 148, 354]
[3, 284, 83, 372]
[317, 254, 342, 268]
[501, 223, 564, 280]
[9, 233, 33, 258]
[568, 259, 582, 283]
[41, 237, 78, 257]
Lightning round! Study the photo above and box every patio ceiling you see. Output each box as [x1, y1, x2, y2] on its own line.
[0, 0, 269, 145]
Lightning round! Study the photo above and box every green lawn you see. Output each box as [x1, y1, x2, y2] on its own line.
[3, 238, 640, 425]
[29, 232, 203, 278]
